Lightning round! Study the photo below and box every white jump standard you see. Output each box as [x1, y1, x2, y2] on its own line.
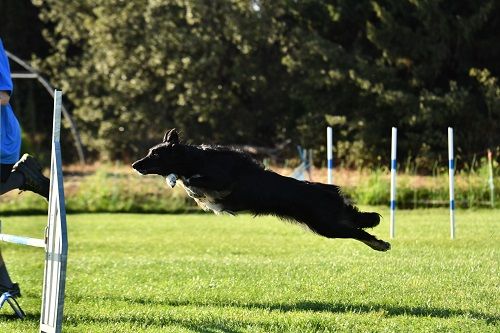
[0, 90, 68, 333]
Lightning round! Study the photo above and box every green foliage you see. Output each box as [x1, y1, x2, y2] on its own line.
[348, 168, 390, 206]
[66, 168, 195, 213]
[359, 0, 500, 170]
[0, 166, 498, 215]
[33, 0, 295, 159]
[346, 168, 500, 208]
[0, 210, 498, 332]
[4, 0, 499, 170]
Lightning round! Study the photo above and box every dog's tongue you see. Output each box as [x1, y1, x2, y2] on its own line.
[166, 173, 177, 188]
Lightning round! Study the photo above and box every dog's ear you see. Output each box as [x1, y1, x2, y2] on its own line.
[163, 128, 179, 144]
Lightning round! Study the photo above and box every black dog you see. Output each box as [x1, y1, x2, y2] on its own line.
[132, 129, 390, 251]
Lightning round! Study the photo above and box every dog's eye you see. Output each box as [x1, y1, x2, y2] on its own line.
[150, 151, 160, 159]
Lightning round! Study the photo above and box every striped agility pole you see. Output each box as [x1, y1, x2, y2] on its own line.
[327, 127, 333, 184]
[390, 127, 397, 239]
[448, 127, 455, 239]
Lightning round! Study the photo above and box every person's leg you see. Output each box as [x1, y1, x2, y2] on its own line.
[1, 156, 50, 199]
[0, 163, 25, 195]
[0, 252, 20, 296]
[0, 253, 13, 285]
[0, 164, 21, 296]
[0, 171, 24, 195]
[13, 154, 50, 200]
[0, 156, 49, 298]
[0, 156, 50, 199]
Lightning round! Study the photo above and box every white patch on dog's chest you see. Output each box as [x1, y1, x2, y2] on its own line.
[179, 181, 230, 214]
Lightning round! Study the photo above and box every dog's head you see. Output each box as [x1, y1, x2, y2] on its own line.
[132, 129, 184, 176]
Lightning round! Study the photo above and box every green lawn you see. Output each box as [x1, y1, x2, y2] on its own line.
[0, 208, 498, 332]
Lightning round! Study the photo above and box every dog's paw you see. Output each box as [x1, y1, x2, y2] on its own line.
[166, 174, 177, 188]
[362, 239, 391, 252]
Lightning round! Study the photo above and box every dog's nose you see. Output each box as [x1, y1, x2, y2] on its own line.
[131, 160, 142, 172]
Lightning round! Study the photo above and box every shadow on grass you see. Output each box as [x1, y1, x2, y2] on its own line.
[2, 308, 245, 333]
[68, 297, 500, 332]
[3, 314, 244, 333]
[96, 296, 498, 326]
[2, 297, 498, 332]
[0, 312, 39, 324]
[245, 300, 499, 324]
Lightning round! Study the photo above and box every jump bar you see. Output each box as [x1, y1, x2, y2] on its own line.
[11, 73, 38, 79]
[0, 233, 45, 248]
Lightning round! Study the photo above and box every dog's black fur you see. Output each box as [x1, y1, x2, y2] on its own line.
[132, 129, 390, 251]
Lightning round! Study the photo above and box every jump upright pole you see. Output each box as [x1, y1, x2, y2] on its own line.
[40, 90, 68, 333]
[0, 90, 68, 331]
[448, 127, 455, 239]
[390, 127, 397, 239]
[327, 127, 333, 184]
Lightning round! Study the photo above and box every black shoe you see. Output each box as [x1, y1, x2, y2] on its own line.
[13, 154, 50, 200]
[0, 282, 21, 298]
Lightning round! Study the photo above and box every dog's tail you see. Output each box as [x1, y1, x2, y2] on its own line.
[353, 212, 381, 229]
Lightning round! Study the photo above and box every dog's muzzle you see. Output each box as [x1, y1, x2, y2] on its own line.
[131, 161, 145, 174]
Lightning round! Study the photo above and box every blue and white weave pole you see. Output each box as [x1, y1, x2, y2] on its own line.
[327, 127, 333, 184]
[390, 127, 397, 239]
[448, 127, 455, 239]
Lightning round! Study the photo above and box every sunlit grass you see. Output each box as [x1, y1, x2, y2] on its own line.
[0, 208, 498, 332]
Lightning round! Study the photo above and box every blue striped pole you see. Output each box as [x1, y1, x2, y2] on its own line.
[390, 127, 397, 239]
[327, 127, 333, 184]
[448, 127, 455, 239]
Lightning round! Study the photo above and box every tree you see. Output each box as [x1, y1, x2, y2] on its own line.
[33, 0, 500, 170]
[362, 0, 500, 170]
[34, 1, 293, 159]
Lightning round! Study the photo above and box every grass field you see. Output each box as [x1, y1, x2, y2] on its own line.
[0, 208, 498, 332]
